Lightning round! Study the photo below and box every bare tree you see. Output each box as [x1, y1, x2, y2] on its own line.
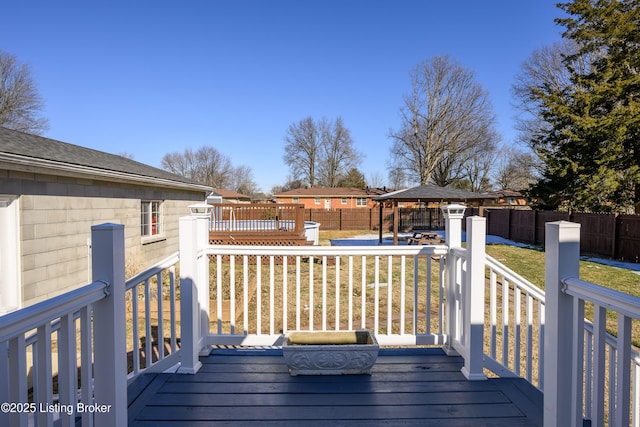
[271, 176, 305, 195]
[461, 146, 494, 192]
[389, 55, 500, 186]
[283, 117, 321, 187]
[228, 164, 260, 196]
[0, 50, 48, 134]
[283, 116, 362, 187]
[367, 171, 386, 188]
[493, 145, 539, 191]
[118, 151, 135, 160]
[512, 40, 593, 159]
[317, 117, 361, 187]
[387, 165, 409, 190]
[161, 146, 235, 188]
[431, 123, 498, 188]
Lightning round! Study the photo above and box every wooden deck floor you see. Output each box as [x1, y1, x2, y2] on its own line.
[128, 347, 542, 426]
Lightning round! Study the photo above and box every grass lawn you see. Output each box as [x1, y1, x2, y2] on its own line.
[320, 230, 639, 295]
[486, 242, 640, 349]
[485, 243, 639, 296]
[319, 230, 640, 346]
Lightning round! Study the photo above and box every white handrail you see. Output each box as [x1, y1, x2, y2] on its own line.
[0, 280, 108, 343]
[204, 244, 448, 257]
[126, 251, 179, 290]
[563, 276, 640, 319]
[485, 254, 545, 302]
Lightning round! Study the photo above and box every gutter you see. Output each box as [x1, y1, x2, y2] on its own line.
[0, 152, 213, 193]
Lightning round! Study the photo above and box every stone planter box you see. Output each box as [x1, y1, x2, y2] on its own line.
[282, 330, 379, 376]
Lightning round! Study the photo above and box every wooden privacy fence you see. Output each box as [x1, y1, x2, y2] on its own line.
[304, 208, 384, 230]
[222, 205, 638, 262]
[486, 209, 640, 262]
[304, 207, 445, 232]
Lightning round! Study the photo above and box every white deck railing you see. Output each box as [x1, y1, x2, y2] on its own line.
[124, 251, 181, 379]
[562, 279, 640, 427]
[176, 208, 475, 372]
[0, 224, 181, 427]
[0, 224, 128, 426]
[484, 253, 546, 388]
[545, 221, 640, 427]
[2, 212, 639, 427]
[0, 281, 109, 427]
[203, 244, 448, 346]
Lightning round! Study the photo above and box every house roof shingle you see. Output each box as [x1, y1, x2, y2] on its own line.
[487, 189, 525, 198]
[0, 127, 212, 192]
[212, 189, 252, 200]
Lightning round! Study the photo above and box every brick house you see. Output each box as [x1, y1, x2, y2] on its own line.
[0, 127, 212, 312]
[274, 187, 391, 209]
[487, 189, 529, 207]
[210, 188, 252, 203]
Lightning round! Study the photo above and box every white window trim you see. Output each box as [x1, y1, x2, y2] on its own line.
[141, 200, 165, 244]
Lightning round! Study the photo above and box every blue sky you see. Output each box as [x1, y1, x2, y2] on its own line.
[2, 1, 564, 193]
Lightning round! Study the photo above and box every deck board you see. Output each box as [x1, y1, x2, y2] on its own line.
[128, 347, 542, 426]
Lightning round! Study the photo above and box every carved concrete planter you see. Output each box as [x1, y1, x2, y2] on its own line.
[283, 330, 379, 376]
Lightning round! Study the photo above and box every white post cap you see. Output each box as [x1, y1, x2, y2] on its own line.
[188, 203, 213, 217]
[440, 203, 467, 218]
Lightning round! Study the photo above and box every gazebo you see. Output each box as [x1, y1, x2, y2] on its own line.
[373, 184, 494, 244]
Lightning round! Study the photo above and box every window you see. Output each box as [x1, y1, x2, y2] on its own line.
[141, 201, 163, 237]
[341, 198, 347, 205]
[314, 198, 321, 205]
[356, 198, 367, 207]
[292, 198, 299, 204]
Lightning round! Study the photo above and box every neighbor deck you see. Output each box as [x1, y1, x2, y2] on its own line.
[127, 347, 543, 426]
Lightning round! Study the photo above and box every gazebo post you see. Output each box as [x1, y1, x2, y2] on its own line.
[393, 201, 399, 245]
[378, 202, 383, 245]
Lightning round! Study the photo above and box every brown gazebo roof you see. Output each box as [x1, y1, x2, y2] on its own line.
[373, 184, 492, 245]
[373, 184, 493, 203]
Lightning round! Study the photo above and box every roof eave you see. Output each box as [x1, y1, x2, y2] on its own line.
[0, 153, 213, 193]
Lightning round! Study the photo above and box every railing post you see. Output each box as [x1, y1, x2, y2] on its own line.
[178, 216, 204, 374]
[544, 221, 581, 427]
[295, 204, 305, 235]
[91, 223, 127, 427]
[462, 216, 487, 380]
[442, 204, 465, 248]
[441, 204, 466, 356]
[196, 215, 210, 356]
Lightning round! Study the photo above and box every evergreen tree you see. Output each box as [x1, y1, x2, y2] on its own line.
[529, 0, 640, 213]
[337, 168, 366, 188]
